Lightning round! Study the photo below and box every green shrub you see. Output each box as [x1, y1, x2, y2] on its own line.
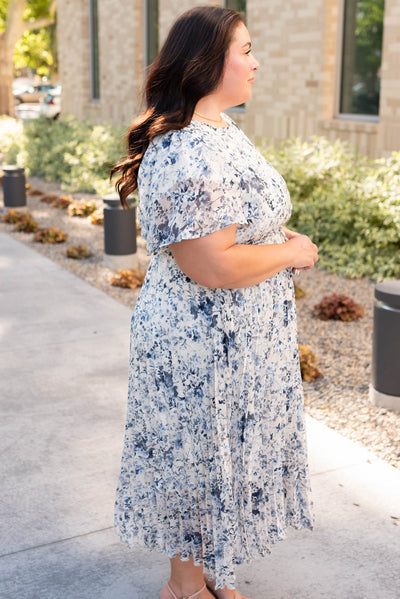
[0, 116, 26, 166]
[4, 115, 125, 195]
[261, 137, 400, 280]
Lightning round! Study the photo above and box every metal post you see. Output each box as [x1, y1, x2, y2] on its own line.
[370, 280, 400, 413]
[102, 193, 137, 270]
[2, 166, 26, 208]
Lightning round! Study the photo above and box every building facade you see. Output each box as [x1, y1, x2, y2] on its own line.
[57, 0, 400, 156]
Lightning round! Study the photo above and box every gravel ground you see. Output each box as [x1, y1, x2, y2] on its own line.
[1, 176, 399, 470]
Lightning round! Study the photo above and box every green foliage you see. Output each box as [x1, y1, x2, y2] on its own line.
[0, 0, 7, 31]
[14, 28, 55, 78]
[355, 0, 384, 80]
[313, 294, 364, 322]
[0, 116, 26, 165]
[0, 1, 57, 77]
[0, 0, 54, 31]
[261, 137, 400, 281]
[9, 115, 125, 194]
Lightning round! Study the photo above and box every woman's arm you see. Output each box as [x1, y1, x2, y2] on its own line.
[170, 224, 318, 289]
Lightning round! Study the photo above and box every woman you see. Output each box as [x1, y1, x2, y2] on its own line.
[111, 6, 318, 599]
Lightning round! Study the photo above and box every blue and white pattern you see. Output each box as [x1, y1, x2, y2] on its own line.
[114, 115, 314, 590]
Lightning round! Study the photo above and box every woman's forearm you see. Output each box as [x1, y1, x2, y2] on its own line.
[170, 224, 318, 289]
[208, 241, 294, 288]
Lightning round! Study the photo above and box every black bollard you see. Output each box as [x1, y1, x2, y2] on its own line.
[103, 193, 137, 271]
[2, 166, 26, 207]
[370, 280, 400, 413]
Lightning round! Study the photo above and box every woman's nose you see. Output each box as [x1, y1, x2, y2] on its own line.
[251, 55, 260, 71]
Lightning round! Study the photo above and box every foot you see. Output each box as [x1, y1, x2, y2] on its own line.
[204, 578, 247, 599]
[160, 582, 215, 599]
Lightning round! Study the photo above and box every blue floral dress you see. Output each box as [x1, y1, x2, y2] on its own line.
[114, 115, 314, 590]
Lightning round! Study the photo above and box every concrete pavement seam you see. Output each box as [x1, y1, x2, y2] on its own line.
[0, 526, 114, 560]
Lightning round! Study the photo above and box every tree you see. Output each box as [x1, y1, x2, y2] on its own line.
[0, 0, 56, 116]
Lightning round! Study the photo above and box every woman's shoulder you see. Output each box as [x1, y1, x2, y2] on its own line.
[142, 122, 231, 181]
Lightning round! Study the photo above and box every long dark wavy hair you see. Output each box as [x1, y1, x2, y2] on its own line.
[110, 6, 244, 207]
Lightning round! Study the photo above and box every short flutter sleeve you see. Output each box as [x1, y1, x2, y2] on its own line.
[137, 127, 248, 255]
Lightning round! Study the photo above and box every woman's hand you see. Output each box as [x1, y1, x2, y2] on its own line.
[282, 226, 302, 240]
[286, 234, 319, 271]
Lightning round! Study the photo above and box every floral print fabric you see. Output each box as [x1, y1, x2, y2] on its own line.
[114, 116, 314, 590]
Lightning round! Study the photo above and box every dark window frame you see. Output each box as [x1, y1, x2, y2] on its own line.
[90, 0, 100, 101]
[225, 0, 247, 112]
[145, 0, 159, 67]
[339, 0, 384, 121]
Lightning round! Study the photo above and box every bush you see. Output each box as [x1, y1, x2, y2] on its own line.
[313, 293, 364, 321]
[4, 115, 125, 195]
[2, 209, 26, 224]
[66, 245, 92, 259]
[261, 137, 400, 280]
[294, 283, 305, 299]
[34, 227, 68, 243]
[110, 269, 146, 289]
[13, 215, 38, 233]
[298, 345, 322, 382]
[67, 199, 98, 217]
[0, 117, 26, 166]
[89, 208, 104, 225]
[51, 196, 72, 210]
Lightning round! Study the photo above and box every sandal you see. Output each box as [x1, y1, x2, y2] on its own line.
[205, 587, 244, 599]
[167, 581, 206, 599]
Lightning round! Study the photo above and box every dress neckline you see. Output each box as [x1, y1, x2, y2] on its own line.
[191, 114, 231, 130]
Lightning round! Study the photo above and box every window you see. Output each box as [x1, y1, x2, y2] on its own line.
[225, 0, 247, 19]
[340, 0, 384, 118]
[90, 0, 100, 100]
[146, 0, 159, 66]
[225, 0, 247, 110]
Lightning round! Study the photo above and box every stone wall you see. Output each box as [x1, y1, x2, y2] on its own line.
[57, 0, 142, 126]
[377, 0, 400, 154]
[57, 0, 400, 156]
[243, 0, 325, 143]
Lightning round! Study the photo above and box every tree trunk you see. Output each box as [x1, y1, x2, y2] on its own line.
[0, 0, 56, 116]
[0, 35, 16, 117]
[0, 0, 27, 116]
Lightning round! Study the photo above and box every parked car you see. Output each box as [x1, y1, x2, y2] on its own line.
[39, 86, 62, 119]
[13, 83, 57, 104]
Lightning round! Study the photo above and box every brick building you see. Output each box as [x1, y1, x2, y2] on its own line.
[57, 0, 400, 156]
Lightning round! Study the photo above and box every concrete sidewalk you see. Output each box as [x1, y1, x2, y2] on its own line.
[0, 230, 399, 599]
